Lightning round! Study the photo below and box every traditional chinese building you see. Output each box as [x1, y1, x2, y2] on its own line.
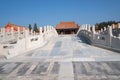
[56, 22, 79, 34]
[4, 23, 26, 32]
[113, 22, 120, 29]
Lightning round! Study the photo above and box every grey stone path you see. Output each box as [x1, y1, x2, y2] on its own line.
[0, 35, 120, 80]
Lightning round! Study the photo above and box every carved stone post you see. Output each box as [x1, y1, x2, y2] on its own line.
[39, 27, 42, 35]
[88, 24, 91, 32]
[112, 24, 115, 29]
[108, 25, 113, 37]
[118, 23, 120, 28]
[25, 29, 29, 49]
[104, 27, 106, 31]
[17, 27, 20, 38]
[92, 25, 95, 34]
[108, 25, 113, 47]
[11, 27, 14, 37]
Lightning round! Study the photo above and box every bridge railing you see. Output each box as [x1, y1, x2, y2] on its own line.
[0, 25, 58, 59]
[77, 23, 120, 52]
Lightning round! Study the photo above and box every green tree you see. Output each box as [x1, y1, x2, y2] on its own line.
[95, 21, 116, 30]
[33, 23, 39, 33]
[28, 24, 32, 31]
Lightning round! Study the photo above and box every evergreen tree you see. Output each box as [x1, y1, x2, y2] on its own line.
[95, 21, 116, 30]
[33, 23, 39, 33]
[28, 24, 32, 31]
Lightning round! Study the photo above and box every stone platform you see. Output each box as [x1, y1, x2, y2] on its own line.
[0, 35, 120, 80]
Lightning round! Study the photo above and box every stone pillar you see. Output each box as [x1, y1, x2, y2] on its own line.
[39, 27, 42, 34]
[2, 28, 5, 39]
[108, 25, 113, 37]
[92, 25, 96, 43]
[2, 28, 5, 34]
[98, 30, 101, 33]
[104, 27, 106, 31]
[25, 30, 29, 49]
[118, 23, 120, 28]
[85, 24, 88, 30]
[46, 26, 47, 32]
[92, 25, 96, 34]
[88, 24, 91, 32]
[44, 26, 46, 33]
[17, 27, 20, 36]
[47, 25, 50, 31]
[101, 28, 103, 32]
[11, 27, 14, 38]
[108, 25, 113, 47]
[84, 24, 85, 30]
[112, 24, 115, 29]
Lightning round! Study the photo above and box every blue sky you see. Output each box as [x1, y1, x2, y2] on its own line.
[0, 0, 120, 27]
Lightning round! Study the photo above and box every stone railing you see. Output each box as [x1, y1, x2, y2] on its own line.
[0, 25, 58, 59]
[77, 23, 120, 52]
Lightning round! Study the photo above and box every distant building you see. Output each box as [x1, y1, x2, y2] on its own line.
[56, 21, 79, 34]
[113, 22, 120, 29]
[4, 23, 26, 32]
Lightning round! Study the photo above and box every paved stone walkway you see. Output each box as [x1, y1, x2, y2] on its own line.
[0, 35, 120, 80]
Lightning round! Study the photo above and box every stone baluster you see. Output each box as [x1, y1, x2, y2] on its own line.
[104, 27, 106, 31]
[118, 23, 120, 28]
[44, 26, 46, 33]
[11, 27, 14, 37]
[108, 25, 113, 37]
[39, 27, 42, 35]
[2, 28, 5, 39]
[25, 29, 29, 49]
[98, 30, 101, 34]
[101, 28, 103, 32]
[92, 25, 96, 34]
[112, 24, 115, 29]
[47, 25, 49, 31]
[108, 25, 113, 47]
[85, 24, 87, 30]
[88, 24, 91, 32]
[17, 27, 20, 36]
[2, 28, 5, 34]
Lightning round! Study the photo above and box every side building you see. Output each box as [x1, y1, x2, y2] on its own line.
[56, 21, 79, 34]
[5, 23, 26, 32]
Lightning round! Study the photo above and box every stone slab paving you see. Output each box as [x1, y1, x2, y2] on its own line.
[58, 62, 74, 80]
[0, 35, 120, 80]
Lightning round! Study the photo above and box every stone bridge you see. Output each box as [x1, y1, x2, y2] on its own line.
[0, 25, 120, 80]
[77, 24, 120, 52]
